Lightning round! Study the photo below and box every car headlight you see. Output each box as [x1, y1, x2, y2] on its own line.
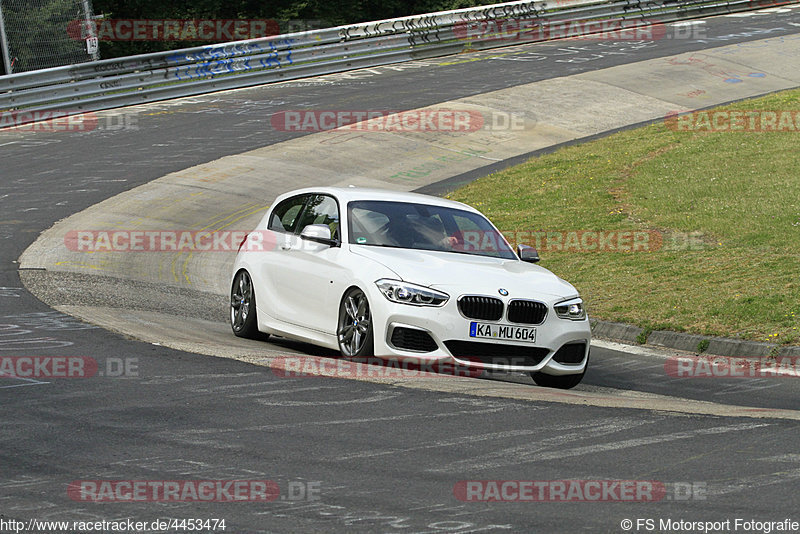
[375, 279, 449, 307]
[555, 298, 586, 320]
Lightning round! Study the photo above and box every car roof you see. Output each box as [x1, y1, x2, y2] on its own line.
[273, 186, 479, 213]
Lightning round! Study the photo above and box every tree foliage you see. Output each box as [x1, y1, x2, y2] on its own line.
[90, 0, 500, 58]
[0, 0, 500, 72]
[1, 0, 92, 73]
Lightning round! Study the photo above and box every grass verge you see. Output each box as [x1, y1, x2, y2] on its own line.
[448, 89, 800, 344]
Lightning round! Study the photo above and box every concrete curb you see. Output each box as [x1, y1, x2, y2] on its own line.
[591, 319, 800, 358]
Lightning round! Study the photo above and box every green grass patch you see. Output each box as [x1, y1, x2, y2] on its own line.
[448, 89, 800, 343]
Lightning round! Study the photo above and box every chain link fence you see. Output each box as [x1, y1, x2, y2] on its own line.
[0, 0, 98, 75]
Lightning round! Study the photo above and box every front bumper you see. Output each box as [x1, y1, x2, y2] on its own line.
[369, 291, 591, 375]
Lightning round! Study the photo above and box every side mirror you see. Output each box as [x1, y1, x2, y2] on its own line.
[300, 224, 338, 247]
[517, 244, 540, 263]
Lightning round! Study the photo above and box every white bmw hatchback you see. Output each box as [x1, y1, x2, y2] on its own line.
[230, 186, 591, 388]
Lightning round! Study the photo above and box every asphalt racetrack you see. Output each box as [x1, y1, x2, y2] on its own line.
[2, 9, 800, 533]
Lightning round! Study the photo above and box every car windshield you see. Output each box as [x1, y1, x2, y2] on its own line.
[347, 200, 517, 260]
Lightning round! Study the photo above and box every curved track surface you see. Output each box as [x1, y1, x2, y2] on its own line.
[3, 9, 800, 532]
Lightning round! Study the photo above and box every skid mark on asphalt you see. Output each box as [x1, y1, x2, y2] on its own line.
[595, 358, 665, 371]
[0, 475, 51, 490]
[161, 406, 523, 442]
[182, 380, 324, 392]
[759, 454, 800, 463]
[711, 380, 784, 396]
[330, 425, 611, 462]
[436, 397, 522, 408]
[0, 323, 74, 351]
[0, 376, 50, 389]
[0, 311, 94, 359]
[134, 371, 265, 385]
[710, 453, 800, 497]
[597, 361, 786, 397]
[428, 417, 660, 473]
[256, 391, 401, 407]
[254, 499, 514, 533]
[592, 340, 788, 397]
[108, 457, 274, 479]
[0, 287, 23, 298]
[228, 385, 347, 398]
[429, 422, 770, 473]
[1, 311, 96, 330]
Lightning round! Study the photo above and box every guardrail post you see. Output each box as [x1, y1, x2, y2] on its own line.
[0, 3, 12, 75]
[80, 0, 99, 61]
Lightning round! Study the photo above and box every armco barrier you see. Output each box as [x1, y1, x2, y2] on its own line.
[0, 0, 796, 127]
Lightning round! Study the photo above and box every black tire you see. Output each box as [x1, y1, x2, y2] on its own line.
[337, 287, 374, 358]
[230, 270, 264, 339]
[531, 355, 588, 389]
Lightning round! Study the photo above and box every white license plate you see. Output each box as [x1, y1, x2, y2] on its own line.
[469, 322, 537, 343]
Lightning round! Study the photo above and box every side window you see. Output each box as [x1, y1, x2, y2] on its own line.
[268, 195, 309, 234]
[295, 195, 340, 240]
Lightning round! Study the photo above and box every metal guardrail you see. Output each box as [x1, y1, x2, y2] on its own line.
[0, 0, 796, 126]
